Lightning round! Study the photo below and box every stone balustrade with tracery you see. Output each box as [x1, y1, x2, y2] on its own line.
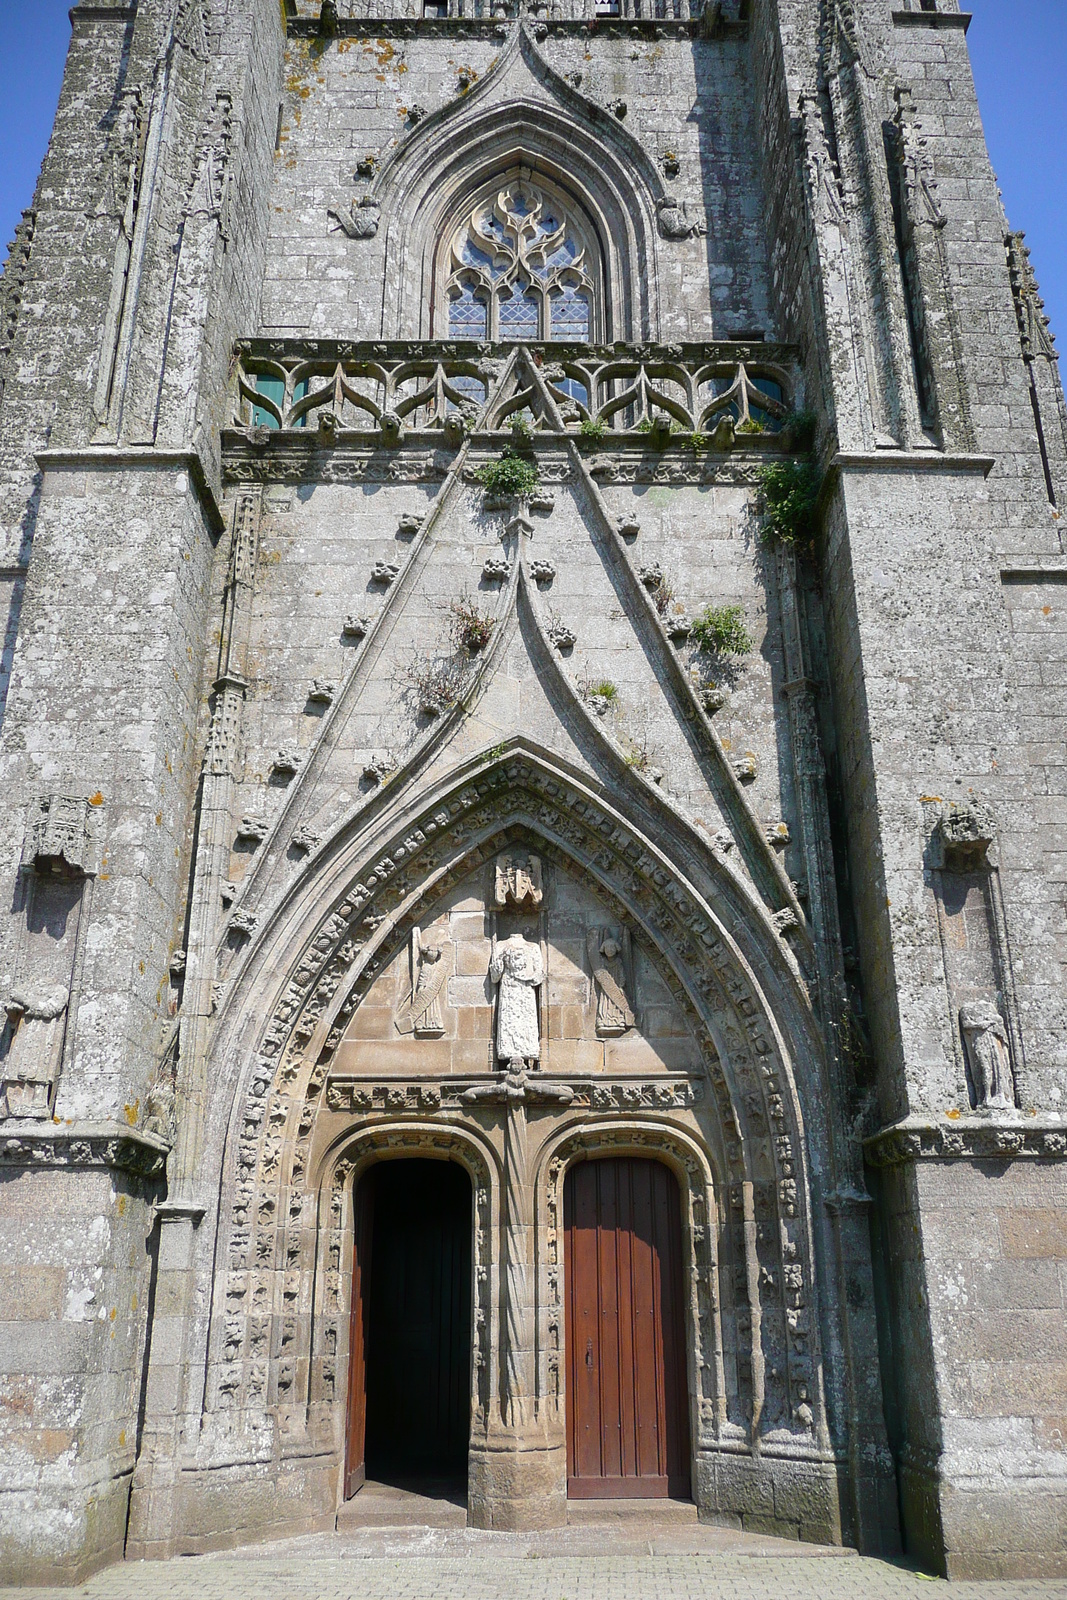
[230, 339, 799, 441]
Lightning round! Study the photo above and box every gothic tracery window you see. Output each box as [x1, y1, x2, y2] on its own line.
[443, 177, 597, 344]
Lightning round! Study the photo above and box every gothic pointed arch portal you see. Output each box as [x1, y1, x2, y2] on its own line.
[173, 745, 892, 1543]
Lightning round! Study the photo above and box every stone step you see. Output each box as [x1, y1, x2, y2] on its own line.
[567, 1498, 699, 1525]
[336, 1479, 467, 1532]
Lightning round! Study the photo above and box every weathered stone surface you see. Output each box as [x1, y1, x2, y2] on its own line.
[0, 0, 1065, 1584]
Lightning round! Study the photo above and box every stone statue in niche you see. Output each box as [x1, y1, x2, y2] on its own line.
[0, 985, 69, 1119]
[489, 930, 543, 1069]
[587, 927, 635, 1037]
[395, 926, 449, 1037]
[959, 1002, 1015, 1111]
[494, 851, 543, 911]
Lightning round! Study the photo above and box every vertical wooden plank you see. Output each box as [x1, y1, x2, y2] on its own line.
[567, 1161, 603, 1480]
[344, 1169, 375, 1498]
[597, 1158, 624, 1480]
[631, 1156, 660, 1481]
[657, 1162, 691, 1493]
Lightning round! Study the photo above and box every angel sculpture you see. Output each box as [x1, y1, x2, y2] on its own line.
[395, 927, 449, 1037]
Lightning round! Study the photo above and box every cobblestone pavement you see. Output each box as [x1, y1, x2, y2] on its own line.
[6, 1543, 1067, 1600]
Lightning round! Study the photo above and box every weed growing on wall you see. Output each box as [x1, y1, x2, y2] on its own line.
[689, 604, 753, 657]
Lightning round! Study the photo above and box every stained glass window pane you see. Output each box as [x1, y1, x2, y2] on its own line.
[499, 287, 539, 339]
[449, 284, 488, 339]
[253, 375, 284, 429]
[751, 375, 784, 431]
[548, 285, 589, 342]
[253, 375, 308, 428]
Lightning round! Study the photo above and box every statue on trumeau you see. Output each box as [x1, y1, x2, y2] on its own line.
[587, 927, 635, 1037]
[395, 926, 449, 1037]
[959, 1001, 1015, 1111]
[489, 930, 543, 1068]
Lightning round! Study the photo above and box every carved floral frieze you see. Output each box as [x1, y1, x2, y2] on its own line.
[865, 1117, 1067, 1166]
[323, 1076, 703, 1117]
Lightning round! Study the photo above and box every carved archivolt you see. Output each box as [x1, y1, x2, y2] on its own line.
[202, 750, 828, 1457]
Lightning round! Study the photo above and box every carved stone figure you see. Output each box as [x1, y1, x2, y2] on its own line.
[329, 197, 380, 240]
[489, 931, 543, 1068]
[960, 1002, 1015, 1111]
[587, 928, 635, 1037]
[0, 986, 69, 1119]
[656, 196, 707, 240]
[494, 851, 543, 910]
[395, 926, 449, 1037]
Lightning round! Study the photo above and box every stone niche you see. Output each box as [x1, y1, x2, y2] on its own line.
[331, 859, 703, 1079]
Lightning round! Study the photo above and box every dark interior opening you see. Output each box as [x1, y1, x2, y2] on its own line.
[362, 1159, 473, 1486]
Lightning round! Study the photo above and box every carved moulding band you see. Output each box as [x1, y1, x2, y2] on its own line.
[0, 1122, 169, 1179]
[324, 1075, 703, 1115]
[865, 1117, 1067, 1166]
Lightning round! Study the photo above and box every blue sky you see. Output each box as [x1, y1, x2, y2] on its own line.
[0, 0, 1064, 345]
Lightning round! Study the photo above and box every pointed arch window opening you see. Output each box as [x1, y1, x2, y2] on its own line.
[443, 176, 600, 349]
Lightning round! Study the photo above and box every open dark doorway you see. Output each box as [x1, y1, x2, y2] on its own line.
[346, 1159, 472, 1497]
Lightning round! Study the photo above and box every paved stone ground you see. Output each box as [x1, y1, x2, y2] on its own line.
[6, 1543, 1067, 1599]
[5, 1485, 1066, 1597]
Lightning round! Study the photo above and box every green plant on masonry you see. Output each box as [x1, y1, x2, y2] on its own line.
[689, 603, 753, 657]
[579, 416, 607, 441]
[757, 460, 821, 553]
[450, 594, 494, 655]
[736, 416, 764, 436]
[475, 447, 539, 498]
[782, 407, 817, 452]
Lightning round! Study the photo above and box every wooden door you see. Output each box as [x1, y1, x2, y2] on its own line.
[344, 1168, 375, 1498]
[565, 1157, 690, 1499]
[345, 1159, 472, 1493]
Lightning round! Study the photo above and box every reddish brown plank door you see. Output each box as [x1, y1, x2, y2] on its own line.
[565, 1157, 690, 1499]
[344, 1170, 375, 1497]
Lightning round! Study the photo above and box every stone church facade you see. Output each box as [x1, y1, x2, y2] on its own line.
[1, 0, 1066, 1583]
